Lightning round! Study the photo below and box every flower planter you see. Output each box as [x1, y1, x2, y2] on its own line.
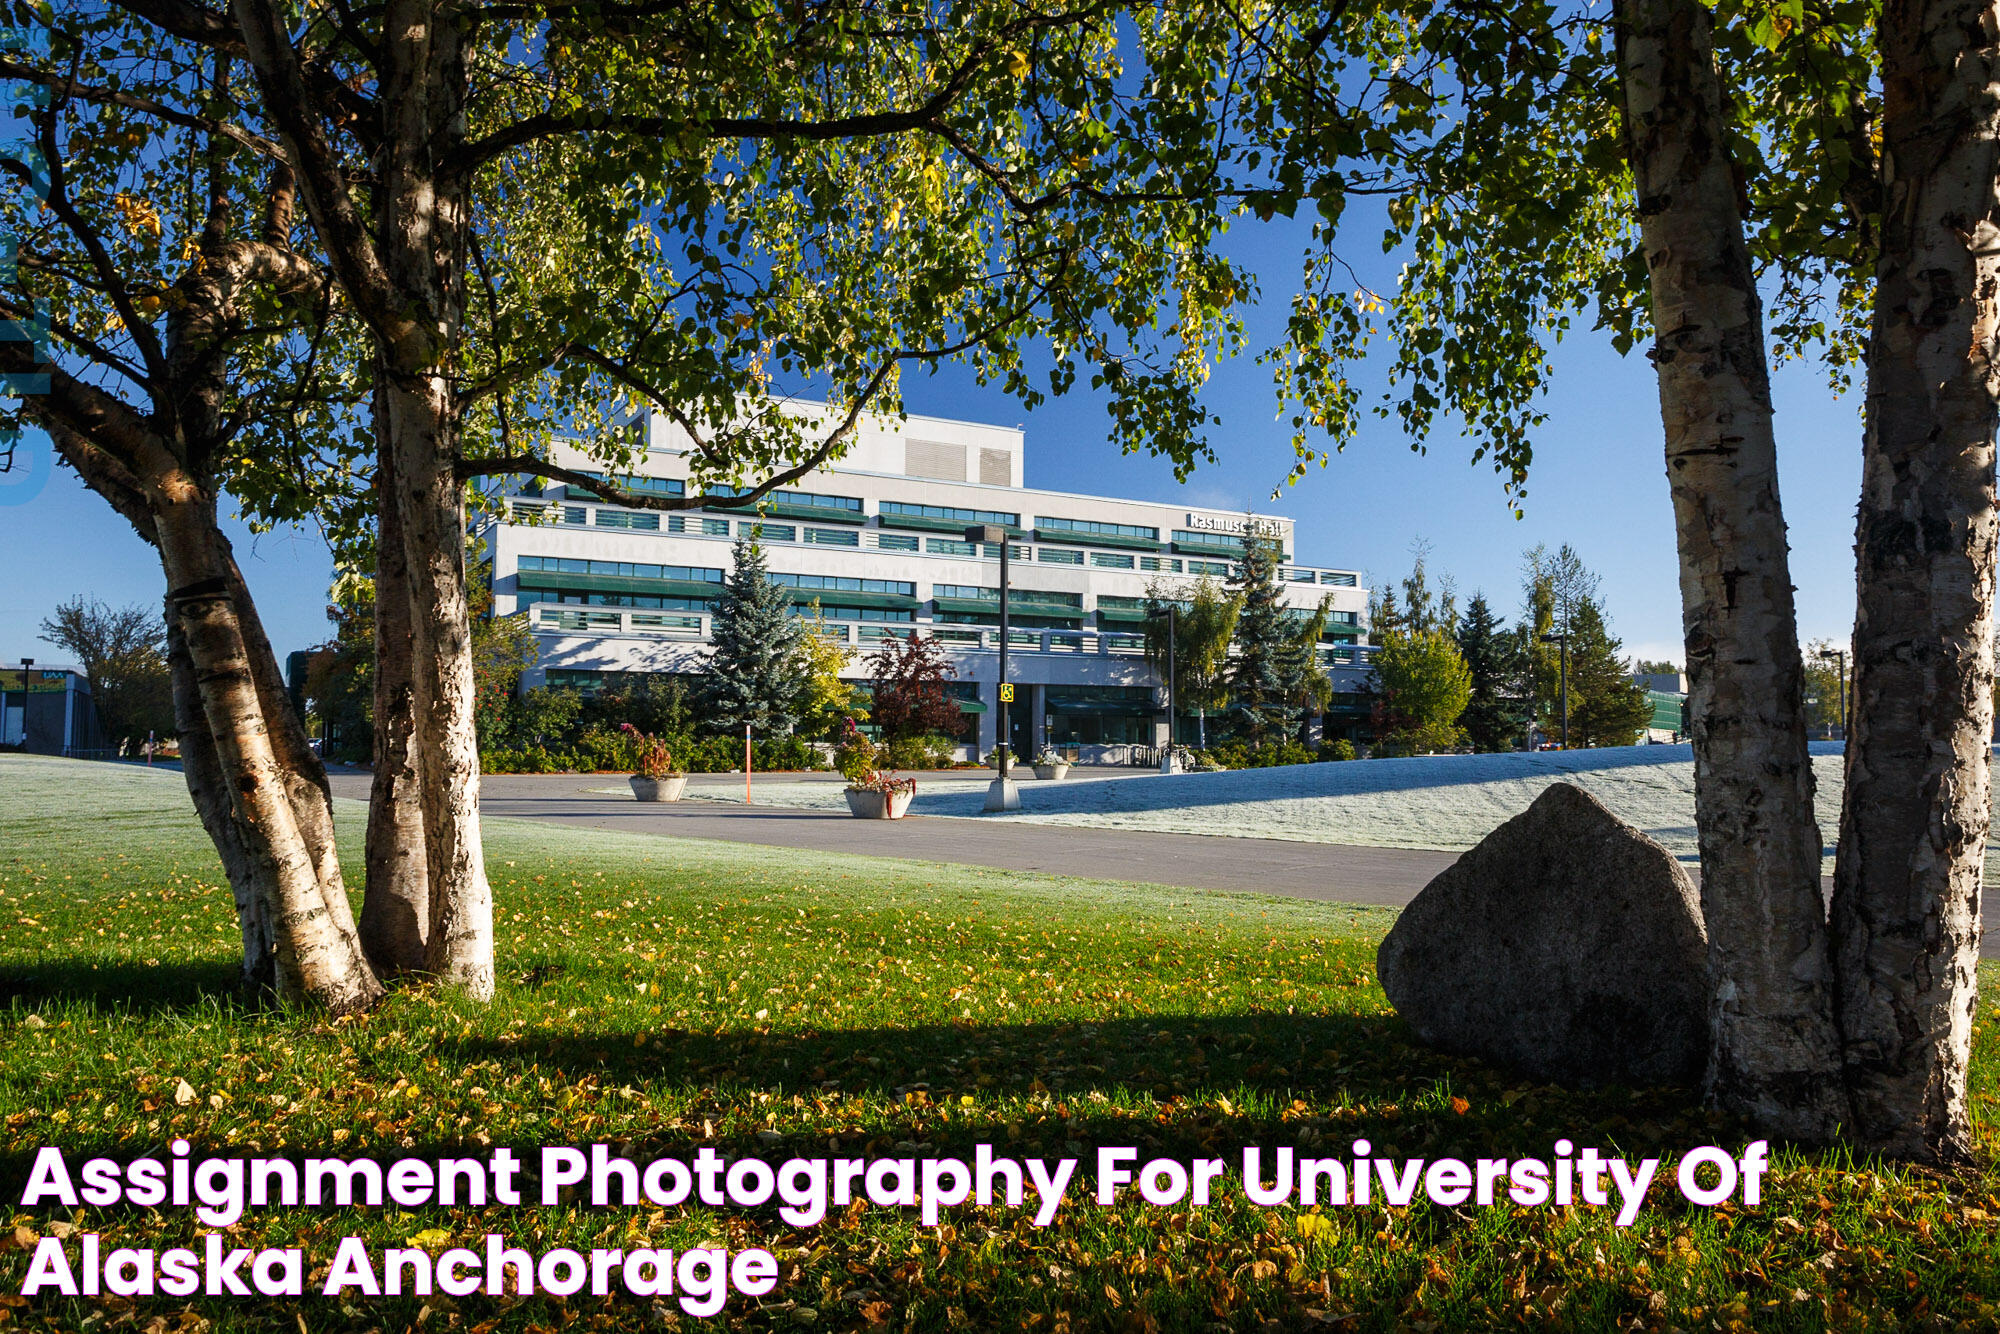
[630, 774, 688, 802]
[845, 786, 914, 819]
[1032, 762, 1070, 781]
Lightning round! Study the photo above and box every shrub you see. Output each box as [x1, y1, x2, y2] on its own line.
[619, 724, 679, 778]
[881, 732, 954, 771]
[1208, 739, 1317, 770]
[1320, 738, 1357, 762]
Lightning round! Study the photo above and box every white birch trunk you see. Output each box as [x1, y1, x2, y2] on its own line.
[1830, 0, 2000, 1163]
[150, 483, 383, 1014]
[378, 1, 495, 1000]
[362, 435, 432, 975]
[1616, 0, 1849, 1138]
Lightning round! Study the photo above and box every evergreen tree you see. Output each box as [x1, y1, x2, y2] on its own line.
[1372, 629, 1473, 754]
[1567, 601, 1654, 747]
[1456, 593, 1526, 752]
[1223, 528, 1299, 750]
[1368, 585, 1405, 643]
[703, 535, 804, 734]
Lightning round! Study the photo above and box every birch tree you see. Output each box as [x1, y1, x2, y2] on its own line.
[0, 29, 384, 1010]
[1613, 0, 1846, 1137]
[1830, 0, 2000, 1162]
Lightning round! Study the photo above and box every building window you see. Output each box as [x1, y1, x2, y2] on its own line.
[1322, 571, 1359, 586]
[927, 538, 976, 556]
[561, 506, 587, 525]
[509, 501, 550, 521]
[933, 584, 997, 601]
[873, 532, 920, 551]
[1140, 556, 1183, 573]
[1283, 567, 1316, 583]
[1330, 611, 1359, 625]
[706, 485, 862, 514]
[792, 605, 913, 623]
[520, 590, 713, 612]
[700, 517, 731, 536]
[772, 573, 916, 597]
[804, 527, 860, 547]
[518, 556, 722, 582]
[880, 500, 1019, 526]
[595, 510, 660, 531]
[1090, 552, 1136, 569]
[1186, 560, 1231, 576]
[569, 470, 684, 499]
[1038, 548, 1084, 565]
[741, 521, 796, 542]
[1036, 517, 1157, 541]
[1097, 595, 1147, 610]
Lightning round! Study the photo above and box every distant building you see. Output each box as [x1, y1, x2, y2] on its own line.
[477, 403, 1376, 762]
[0, 666, 109, 756]
[1631, 671, 1688, 742]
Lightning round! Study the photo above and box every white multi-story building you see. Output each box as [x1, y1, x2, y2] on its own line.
[481, 404, 1374, 762]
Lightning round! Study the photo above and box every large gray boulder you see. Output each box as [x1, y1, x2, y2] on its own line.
[1375, 781, 1709, 1087]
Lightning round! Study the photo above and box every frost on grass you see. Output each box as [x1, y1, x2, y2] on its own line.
[675, 743, 1966, 879]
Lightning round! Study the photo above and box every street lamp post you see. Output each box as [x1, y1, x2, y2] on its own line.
[968, 524, 1020, 811]
[1539, 631, 1570, 749]
[1148, 605, 1177, 772]
[15, 658, 30, 751]
[1817, 647, 1849, 737]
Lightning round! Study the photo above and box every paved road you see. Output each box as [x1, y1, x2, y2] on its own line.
[325, 771, 2000, 957]
[328, 770, 1457, 909]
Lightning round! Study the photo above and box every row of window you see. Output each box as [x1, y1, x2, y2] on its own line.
[708, 485, 863, 512]
[1037, 516, 1157, 541]
[517, 556, 723, 582]
[879, 499, 1019, 526]
[522, 588, 1227, 625]
[770, 573, 916, 597]
[514, 503, 1359, 584]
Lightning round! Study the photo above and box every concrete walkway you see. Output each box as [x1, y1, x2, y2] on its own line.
[324, 771, 2000, 957]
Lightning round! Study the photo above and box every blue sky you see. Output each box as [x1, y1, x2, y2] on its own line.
[1, 227, 1866, 676]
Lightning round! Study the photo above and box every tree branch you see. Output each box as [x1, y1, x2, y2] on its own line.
[0, 57, 288, 161]
[226, 0, 410, 350]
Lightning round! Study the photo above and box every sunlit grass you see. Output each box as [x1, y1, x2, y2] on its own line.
[2, 755, 1997, 1332]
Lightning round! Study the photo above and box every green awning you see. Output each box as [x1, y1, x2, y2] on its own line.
[1172, 538, 1247, 559]
[515, 570, 721, 600]
[1033, 528, 1161, 552]
[878, 514, 1029, 537]
[1096, 607, 1152, 624]
[956, 699, 988, 714]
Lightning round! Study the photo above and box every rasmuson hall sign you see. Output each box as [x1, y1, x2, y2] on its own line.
[1181, 514, 1283, 535]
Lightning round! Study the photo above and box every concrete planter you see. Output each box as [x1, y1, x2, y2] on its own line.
[845, 786, 914, 819]
[630, 774, 688, 802]
[1032, 762, 1070, 781]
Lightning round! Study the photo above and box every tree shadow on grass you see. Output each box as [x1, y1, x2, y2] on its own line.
[437, 1011, 1715, 1167]
[0, 958, 248, 1015]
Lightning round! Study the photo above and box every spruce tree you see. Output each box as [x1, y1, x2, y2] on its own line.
[1567, 600, 1653, 747]
[1455, 593, 1526, 752]
[703, 534, 804, 734]
[1224, 528, 1299, 750]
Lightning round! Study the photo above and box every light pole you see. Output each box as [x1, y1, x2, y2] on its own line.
[968, 524, 1020, 811]
[15, 658, 30, 751]
[1817, 647, 1848, 737]
[1148, 604, 1177, 772]
[1539, 631, 1569, 749]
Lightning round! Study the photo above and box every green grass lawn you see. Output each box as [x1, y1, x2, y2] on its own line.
[2, 754, 1998, 1333]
